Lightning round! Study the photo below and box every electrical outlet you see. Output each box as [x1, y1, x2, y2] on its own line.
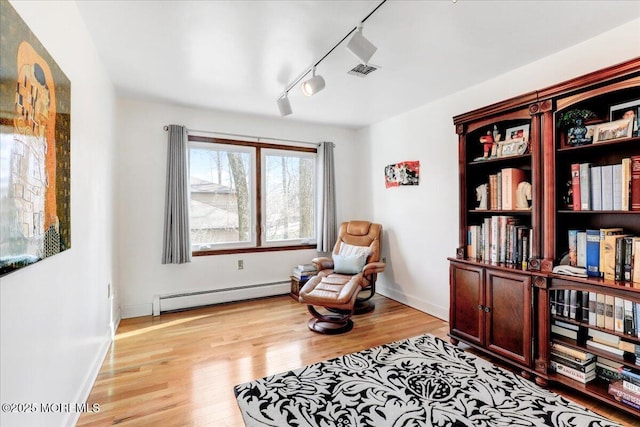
[238, 259, 244, 270]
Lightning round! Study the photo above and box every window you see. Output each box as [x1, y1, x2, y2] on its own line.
[189, 141, 256, 250]
[262, 149, 316, 245]
[188, 136, 316, 254]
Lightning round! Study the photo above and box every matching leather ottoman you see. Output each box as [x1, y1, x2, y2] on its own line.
[298, 273, 362, 334]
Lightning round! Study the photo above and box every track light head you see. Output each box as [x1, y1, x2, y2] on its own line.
[277, 93, 292, 116]
[301, 68, 325, 96]
[346, 25, 377, 64]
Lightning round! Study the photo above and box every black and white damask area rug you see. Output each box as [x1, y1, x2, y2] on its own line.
[234, 334, 621, 427]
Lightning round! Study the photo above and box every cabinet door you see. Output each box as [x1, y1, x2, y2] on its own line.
[449, 262, 484, 346]
[485, 269, 532, 366]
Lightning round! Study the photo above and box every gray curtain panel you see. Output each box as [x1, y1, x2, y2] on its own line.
[162, 125, 192, 264]
[316, 141, 337, 252]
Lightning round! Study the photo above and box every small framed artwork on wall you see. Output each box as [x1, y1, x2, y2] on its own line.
[384, 161, 420, 188]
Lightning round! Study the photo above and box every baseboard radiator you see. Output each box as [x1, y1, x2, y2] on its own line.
[152, 280, 290, 315]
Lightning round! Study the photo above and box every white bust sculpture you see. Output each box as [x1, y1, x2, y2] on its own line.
[516, 181, 532, 210]
[476, 184, 488, 210]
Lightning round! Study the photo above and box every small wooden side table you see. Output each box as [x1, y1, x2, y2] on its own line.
[290, 276, 308, 300]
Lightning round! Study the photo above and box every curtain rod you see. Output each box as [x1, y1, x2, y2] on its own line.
[163, 126, 320, 147]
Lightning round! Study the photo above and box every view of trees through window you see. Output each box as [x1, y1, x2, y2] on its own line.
[264, 150, 315, 243]
[188, 139, 316, 251]
[189, 143, 253, 248]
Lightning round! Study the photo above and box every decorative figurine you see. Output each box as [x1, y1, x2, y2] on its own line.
[480, 131, 494, 159]
[515, 181, 532, 210]
[492, 125, 501, 143]
[475, 184, 488, 210]
[557, 108, 596, 147]
[491, 125, 501, 158]
[567, 117, 590, 146]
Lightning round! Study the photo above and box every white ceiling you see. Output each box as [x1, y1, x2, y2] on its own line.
[76, 0, 640, 129]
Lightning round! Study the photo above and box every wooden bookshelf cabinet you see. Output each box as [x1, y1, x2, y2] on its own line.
[448, 74, 545, 382]
[449, 57, 640, 414]
[450, 261, 533, 370]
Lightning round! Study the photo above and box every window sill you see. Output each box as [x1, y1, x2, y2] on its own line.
[193, 244, 317, 257]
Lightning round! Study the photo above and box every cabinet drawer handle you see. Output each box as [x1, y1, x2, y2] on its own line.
[478, 304, 484, 310]
[484, 306, 491, 313]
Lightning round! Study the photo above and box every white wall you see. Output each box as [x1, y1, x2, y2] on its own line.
[0, 2, 116, 427]
[359, 20, 640, 321]
[116, 99, 361, 318]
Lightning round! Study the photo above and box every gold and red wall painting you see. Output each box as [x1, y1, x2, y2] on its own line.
[0, 0, 71, 276]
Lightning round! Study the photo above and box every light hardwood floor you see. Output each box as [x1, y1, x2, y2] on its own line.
[77, 294, 637, 426]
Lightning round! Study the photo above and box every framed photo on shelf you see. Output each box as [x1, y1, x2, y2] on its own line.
[610, 99, 640, 136]
[504, 124, 530, 142]
[592, 118, 633, 143]
[497, 139, 529, 158]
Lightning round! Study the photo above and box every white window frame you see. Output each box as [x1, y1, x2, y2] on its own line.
[188, 141, 257, 251]
[260, 148, 317, 247]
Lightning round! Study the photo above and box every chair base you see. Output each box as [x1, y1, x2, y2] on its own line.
[354, 300, 375, 314]
[329, 300, 375, 315]
[306, 305, 355, 335]
[308, 318, 354, 334]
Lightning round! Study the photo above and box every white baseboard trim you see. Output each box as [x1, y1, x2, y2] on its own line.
[122, 281, 290, 319]
[65, 332, 111, 427]
[377, 285, 449, 322]
[154, 281, 290, 315]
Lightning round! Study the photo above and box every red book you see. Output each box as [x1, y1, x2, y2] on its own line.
[632, 156, 640, 211]
[571, 163, 581, 211]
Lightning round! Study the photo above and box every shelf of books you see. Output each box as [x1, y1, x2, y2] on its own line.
[555, 152, 640, 256]
[463, 120, 535, 267]
[465, 215, 532, 269]
[467, 163, 533, 213]
[549, 286, 640, 414]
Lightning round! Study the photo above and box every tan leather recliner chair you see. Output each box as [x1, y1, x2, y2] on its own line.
[298, 220, 385, 334]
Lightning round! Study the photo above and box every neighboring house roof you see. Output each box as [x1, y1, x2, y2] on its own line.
[190, 176, 235, 194]
[189, 177, 238, 230]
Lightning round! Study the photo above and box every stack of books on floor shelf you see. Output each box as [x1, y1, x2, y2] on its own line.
[550, 287, 640, 412]
[550, 342, 596, 384]
[292, 264, 317, 282]
[609, 368, 640, 411]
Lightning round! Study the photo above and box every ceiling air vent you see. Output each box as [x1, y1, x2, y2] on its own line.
[347, 63, 379, 78]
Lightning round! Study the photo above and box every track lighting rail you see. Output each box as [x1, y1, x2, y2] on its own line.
[277, 0, 387, 103]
